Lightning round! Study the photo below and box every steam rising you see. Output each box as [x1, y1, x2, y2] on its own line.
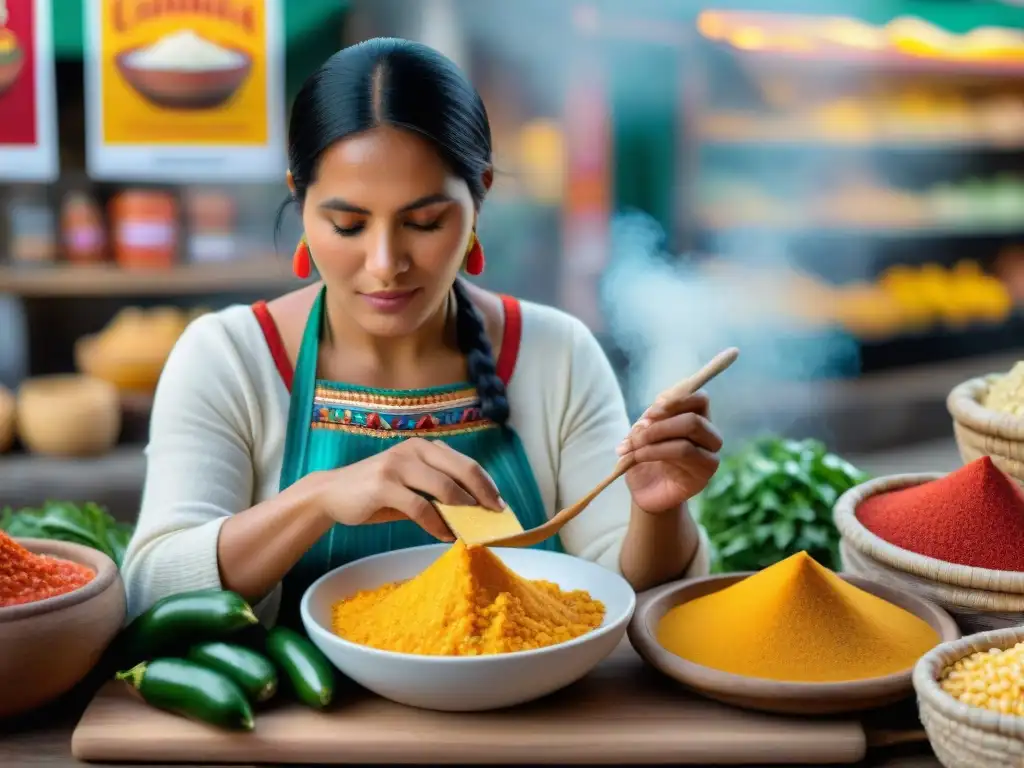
[600, 211, 857, 438]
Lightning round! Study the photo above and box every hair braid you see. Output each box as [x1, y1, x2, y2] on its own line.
[451, 278, 509, 426]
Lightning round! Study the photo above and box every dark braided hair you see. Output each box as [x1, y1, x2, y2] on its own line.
[279, 37, 510, 425]
[451, 277, 509, 424]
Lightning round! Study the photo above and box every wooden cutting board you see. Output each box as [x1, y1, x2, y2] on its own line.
[71, 640, 905, 765]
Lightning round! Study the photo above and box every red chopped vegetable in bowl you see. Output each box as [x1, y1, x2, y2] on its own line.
[0, 530, 95, 608]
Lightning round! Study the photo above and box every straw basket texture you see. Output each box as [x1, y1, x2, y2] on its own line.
[834, 474, 1024, 633]
[914, 626, 1024, 768]
[840, 542, 1024, 634]
[948, 375, 1024, 486]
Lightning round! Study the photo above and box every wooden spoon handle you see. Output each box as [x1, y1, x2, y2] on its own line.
[475, 348, 739, 550]
[564, 454, 636, 517]
[656, 347, 739, 405]
[482, 455, 637, 549]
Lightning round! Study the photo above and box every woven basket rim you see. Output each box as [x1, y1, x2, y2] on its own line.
[913, 626, 1024, 739]
[838, 539, 1024, 611]
[833, 473, 1024, 592]
[948, 375, 1024, 441]
[954, 426, 1024, 480]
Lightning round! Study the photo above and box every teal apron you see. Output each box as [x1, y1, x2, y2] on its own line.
[275, 286, 561, 628]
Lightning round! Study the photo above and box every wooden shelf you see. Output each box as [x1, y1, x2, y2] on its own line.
[698, 132, 1024, 152]
[0, 260, 305, 298]
[0, 445, 146, 523]
[696, 221, 1024, 239]
[719, 44, 1024, 82]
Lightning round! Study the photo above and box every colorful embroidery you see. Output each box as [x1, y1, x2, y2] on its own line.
[311, 382, 494, 438]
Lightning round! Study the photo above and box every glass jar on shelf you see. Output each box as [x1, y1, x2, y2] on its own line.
[108, 188, 179, 270]
[5, 186, 58, 267]
[184, 187, 238, 264]
[61, 189, 108, 265]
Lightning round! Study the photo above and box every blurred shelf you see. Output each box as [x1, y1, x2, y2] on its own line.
[0, 444, 144, 480]
[717, 347, 1024, 456]
[857, 314, 1024, 373]
[0, 260, 305, 298]
[720, 45, 1024, 81]
[0, 444, 145, 523]
[698, 135, 1024, 152]
[696, 222, 1024, 239]
[707, 313, 1024, 383]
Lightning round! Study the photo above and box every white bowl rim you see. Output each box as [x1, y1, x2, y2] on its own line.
[300, 542, 636, 664]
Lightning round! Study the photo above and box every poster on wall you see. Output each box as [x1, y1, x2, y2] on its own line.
[0, 0, 58, 181]
[84, 0, 286, 182]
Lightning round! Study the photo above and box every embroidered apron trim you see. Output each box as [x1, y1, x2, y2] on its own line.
[311, 381, 493, 437]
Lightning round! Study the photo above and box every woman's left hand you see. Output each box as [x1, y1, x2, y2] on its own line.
[617, 390, 722, 514]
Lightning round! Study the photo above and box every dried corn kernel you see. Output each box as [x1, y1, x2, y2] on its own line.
[939, 641, 1024, 717]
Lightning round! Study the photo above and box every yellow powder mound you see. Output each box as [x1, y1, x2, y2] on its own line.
[330, 541, 606, 656]
[657, 551, 940, 683]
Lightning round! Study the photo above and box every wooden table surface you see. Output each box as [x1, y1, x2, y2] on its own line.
[0, 663, 943, 768]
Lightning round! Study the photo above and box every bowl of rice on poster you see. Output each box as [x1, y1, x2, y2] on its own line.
[86, 0, 284, 181]
[115, 28, 253, 111]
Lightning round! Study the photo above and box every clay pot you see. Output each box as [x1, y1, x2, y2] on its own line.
[0, 539, 126, 719]
[16, 375, 121, 457]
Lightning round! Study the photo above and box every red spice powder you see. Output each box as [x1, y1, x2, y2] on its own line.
[0, 531, 96, 608]
[856, 456, 1024, 571]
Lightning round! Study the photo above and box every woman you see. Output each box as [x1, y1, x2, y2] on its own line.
[122, 38, 720, 628]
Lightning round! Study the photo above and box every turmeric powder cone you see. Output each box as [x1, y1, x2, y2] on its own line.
[331, 541, 605, 656]
[656, 552, 939, 683]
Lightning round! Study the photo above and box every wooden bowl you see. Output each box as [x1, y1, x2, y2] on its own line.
[0, 538, 126, 719]
[628, 572, 960, 716]
[74, 335, 168, 395]
[115, 48, 252, 110]
[914, 625, 1024, 768]
[0, 48, 24, 98]
[16, 375, 121, 457]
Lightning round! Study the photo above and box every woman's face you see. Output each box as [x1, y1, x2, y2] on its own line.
[296, 125, 476, 338]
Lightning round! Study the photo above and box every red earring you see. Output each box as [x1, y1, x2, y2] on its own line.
[293, 236, 311, 279]
[465, 231, 485, 276]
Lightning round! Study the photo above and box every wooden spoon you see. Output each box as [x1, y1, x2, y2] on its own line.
[439, 347, 740, 549]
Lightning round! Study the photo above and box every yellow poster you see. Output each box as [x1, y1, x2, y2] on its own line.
[86, 0, 283, 180]
[101, 0, 267, 145]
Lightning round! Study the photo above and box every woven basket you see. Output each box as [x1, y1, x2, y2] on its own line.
[834, 473, 1024, 594]
[948, 375, 1024, 486]
[914, 626, 1024, 768]
[840, 541, 1024, 634]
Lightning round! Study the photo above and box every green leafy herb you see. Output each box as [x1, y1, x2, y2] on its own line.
[693, 436, 869, 573]
[0, 501, 134, 567]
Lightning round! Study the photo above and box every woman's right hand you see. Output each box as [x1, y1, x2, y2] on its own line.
[314, 438, 505, 541]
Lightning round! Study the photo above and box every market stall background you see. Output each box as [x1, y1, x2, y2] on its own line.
[1, 0, 1023, 564]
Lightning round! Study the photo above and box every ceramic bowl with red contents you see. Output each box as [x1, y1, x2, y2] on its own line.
[0, 537, 126, 718]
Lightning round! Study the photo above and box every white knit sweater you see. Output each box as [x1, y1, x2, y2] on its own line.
[120, 298, 710, 623]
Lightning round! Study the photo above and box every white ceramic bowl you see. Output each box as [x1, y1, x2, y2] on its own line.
[300, 544, 636, 712]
